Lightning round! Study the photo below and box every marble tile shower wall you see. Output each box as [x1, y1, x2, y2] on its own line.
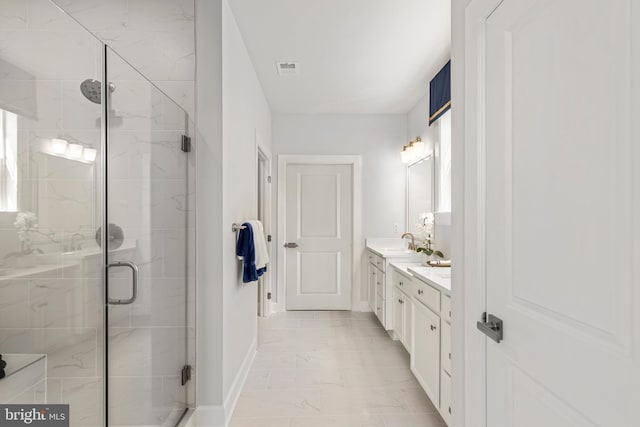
[105, 51, 193, 425]
[0, 1, 196, 425]
[0, 1, 106, 424]
[51, 0, 196, 118]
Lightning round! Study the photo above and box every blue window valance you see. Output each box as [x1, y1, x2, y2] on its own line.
[429, 60, 451, 126]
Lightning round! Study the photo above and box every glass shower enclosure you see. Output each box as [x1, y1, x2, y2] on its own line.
[0, 1, 195, 426]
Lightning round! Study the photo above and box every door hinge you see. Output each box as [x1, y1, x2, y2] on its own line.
[477, 312, 503, 343]
[181, 364, 192, 386]
[267, 292, 272, 300]
[267, 176, 272, 183]
[181, 135, 192, 153]
[267, 234, 272, 242]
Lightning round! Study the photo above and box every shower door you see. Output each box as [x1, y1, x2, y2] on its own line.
[105, 48, 189, 426]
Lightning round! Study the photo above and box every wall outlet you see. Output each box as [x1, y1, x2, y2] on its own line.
[393, 223, 399, 233]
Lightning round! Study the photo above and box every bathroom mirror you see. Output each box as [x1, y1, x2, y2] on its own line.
[406, 154, 434, 237]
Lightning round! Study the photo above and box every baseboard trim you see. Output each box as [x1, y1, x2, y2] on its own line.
[223, 336, 257, 425]
[185, 405, 225, 427]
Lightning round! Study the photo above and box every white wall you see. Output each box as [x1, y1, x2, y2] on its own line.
[193, 1, 272, 424]
[221, 0, 272, 411]
[406, 93, 452, 257]
[194, 0, 224, 419]
[272, 114, 407, 310]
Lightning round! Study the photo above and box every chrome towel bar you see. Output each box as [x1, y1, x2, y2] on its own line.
[232, 223, 246, 232]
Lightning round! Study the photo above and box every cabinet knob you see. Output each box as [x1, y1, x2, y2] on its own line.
[449, 407, 452, 415]
[399, 281, 403, 286]
[449, 352, 452, 360]
[398, 299, 403, 304]
[418, 289, 423, 295]
[430, 324, 437, 331]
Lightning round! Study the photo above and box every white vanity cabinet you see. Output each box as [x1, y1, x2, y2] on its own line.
[390, 264, 414, 353]
[411, 297, 441, 408]
[408, 266, 452, 426]
[365, 243, 422, 330]
[367, 251, 386, 325]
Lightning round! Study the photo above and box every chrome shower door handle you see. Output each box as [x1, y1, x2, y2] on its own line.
[107, 261, 139, 305]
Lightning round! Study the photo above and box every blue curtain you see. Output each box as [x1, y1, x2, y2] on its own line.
[429, 60, 451, 126]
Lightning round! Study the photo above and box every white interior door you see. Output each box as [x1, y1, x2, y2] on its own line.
[285, 163, 352, 310]
[482, 0, 639, 426]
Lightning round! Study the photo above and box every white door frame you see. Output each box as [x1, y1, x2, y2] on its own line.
[256, 132, 273, 317]
[277, 155, 362, 312]
[455, 0, 506, 426]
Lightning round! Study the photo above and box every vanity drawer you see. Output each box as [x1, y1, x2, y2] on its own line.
[414, 279, 441, 314]
[393, 269, 412, 294]
[368, 251, 385, 272]
[441, 295, 451, 324]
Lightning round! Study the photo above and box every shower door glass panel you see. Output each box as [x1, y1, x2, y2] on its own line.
[0, 1, 106, 426]
[106, 48, 188, 426]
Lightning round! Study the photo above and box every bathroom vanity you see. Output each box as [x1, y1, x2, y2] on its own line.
[387, 261, 452, 426]
[365, 239, 422, 329]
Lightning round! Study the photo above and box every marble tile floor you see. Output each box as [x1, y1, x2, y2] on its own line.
[230, 311, 446, 427]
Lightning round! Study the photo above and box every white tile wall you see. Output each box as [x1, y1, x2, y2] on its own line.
[52, 0, 196, 118]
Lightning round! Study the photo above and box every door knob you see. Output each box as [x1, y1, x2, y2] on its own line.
[283, 242, 298, 248]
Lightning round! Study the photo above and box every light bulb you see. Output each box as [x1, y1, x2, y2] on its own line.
[51, 138, 68, 154]
[401, 145, 411, 163]
[68, 143, 83, 159]
[83, 148, 97, 162]
[412, 137, 424, 156]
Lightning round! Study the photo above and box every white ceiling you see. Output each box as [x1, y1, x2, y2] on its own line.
[227, 0, 451, 114]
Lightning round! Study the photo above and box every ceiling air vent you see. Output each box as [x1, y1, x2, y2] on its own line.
[276, 61, 299, 76]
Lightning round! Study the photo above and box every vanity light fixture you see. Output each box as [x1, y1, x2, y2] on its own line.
[51, 138, 68, 154]
[401, 136, 425, 164]
[412, 136, 424, 155]
[83, 148, 97, 162]
[67, 143, 84, 159]
[400, 145, 411, 163]
[45, 138, 96, 164]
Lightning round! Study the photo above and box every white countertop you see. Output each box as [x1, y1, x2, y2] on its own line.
[388, 262, 423, 277]
[365, 238, 420, 258]
[407, 266, 451, 296]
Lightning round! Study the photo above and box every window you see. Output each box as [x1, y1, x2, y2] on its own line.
[437, 110, 451, 212]
[0, 109, 18, 212]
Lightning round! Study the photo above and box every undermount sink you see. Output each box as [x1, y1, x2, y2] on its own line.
[378, 247, 413, 252]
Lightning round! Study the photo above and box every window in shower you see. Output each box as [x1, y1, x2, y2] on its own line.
[0, 108, 18, 212]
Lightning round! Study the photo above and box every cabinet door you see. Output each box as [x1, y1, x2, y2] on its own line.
[403, 296, 413, 353]
[367, 263, 376, 311]
[441, 321, 451, 376]
[392, 287, 404, 341]
[440, 370, 452, 426]
[411, 300, 441, 408]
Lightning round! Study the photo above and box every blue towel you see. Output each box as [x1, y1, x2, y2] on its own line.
[236, 222, 267, 283]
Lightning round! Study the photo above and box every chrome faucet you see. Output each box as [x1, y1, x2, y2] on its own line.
[401, 232, 417, 251]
